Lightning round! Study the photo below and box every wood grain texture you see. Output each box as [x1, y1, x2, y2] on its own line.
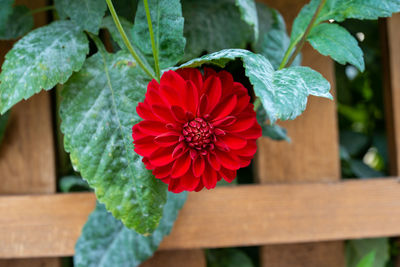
[382, 14, 400, 267]
[383, 14, 400, 176]
[141, 250, 206, 267]
[256, 0, 343, 266]
[1, 179, 400, 258]
[0, 1, 59, 265]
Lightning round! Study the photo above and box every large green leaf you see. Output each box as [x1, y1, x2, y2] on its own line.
[346, 238, 390, 267]
[356, 252, 375, 267]
[256, 107, 290, 141]
[0, 20, 89, 114]
[59, 176, 91, 192]
[329, 0, 400, 22]
[207, 248, 254, 267]
[235, 0, 258, 41]
[0, 5, 33, 40]
[181, 0, 252, 62]
[132, 0, 185, 69]
[291, 0, 400, 53]
[0, 0, 13, 32]
[308, 23, 364, 71]
[253, 3, 300, 70]
[55, 0, 107, 33]
[74, 192, 187, 267]
[178, 49, 332, 123]
[60, 50, 167, 234]
[0, 111, 9, 146]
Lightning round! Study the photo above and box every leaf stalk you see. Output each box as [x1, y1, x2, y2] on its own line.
[143, 0, 160, 81]
[279, 0, 327, 69]
[105, 0, 157, 80]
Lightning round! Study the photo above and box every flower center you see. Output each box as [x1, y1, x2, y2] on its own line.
[182, 118, 215, 152]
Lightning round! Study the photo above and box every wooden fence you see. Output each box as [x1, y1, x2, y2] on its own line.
[0, 0, 399, 266]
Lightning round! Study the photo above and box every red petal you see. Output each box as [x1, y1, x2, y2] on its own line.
[219, 134, 247, 150]
[239, 121, 262, 139]
[171, 151, 191, 178]
[160, 70, 186, 92]
[234, 140, 258, 157]
[182, 81, 199, 114]
[152, 104, 176, 123]
[134, 138, 158, 157]
[172, 142, 188, 158]
[220, 167, 237, 182]
[217, 71, 234, 96]
[214, 149, 240, 170]
[154, 132, 180, 146]
[212, 116, 236, 128]
[202, 164, 218, 189]
[203, 76, 222, 112]
[192, 155, 205, 177]
[203, 68, 217, 80]
[179, 171, 201, 191]
[159, 85, 181, 107]
[170, 105, 187, 122]
[226, 116, 256, 132]
[176, 68, 203, 90]
[136, 102, 159, 121]
[210, 95, 237, 121]
[138, 121, 167, 136]
[168, 179, 184, 193]
[198, 94, 209, 117]
[153, 162, 173, 179]
[207, 151, 221, 171]
[149, 147, 174, 166]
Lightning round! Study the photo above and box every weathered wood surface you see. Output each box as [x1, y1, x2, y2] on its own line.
[0, 179, 400, 258]
[0, 1, 59, 266]
[257, 0, 343, 266]
[382, 13, 400, 267]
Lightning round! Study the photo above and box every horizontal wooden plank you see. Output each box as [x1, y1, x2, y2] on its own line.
[0, 178, 400, 258]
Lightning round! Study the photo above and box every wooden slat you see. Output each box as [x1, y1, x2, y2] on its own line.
[0, 179, 400, 258]
[257, 0, 343, 266]
[141, 250, 206, 267]
[0, 1, 59, 265]
[382, 13, 400, 267]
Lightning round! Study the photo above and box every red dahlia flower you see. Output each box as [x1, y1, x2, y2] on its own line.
[132, 68, 261, 193]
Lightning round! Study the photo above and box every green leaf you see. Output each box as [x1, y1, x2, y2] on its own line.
[290, 0, 400, 58]
[181, 0, 252, 62]
[356, 252, 375, 267]
[0, 5, 33, 40]
[0, 111, 9, 146]
[60, 50, 167, 234]
[178, 49, 332, 123]
[207, 248, 254, 267]
[253, 4, 301, 70]
[132, 0, 185, 69]
[256, 106, 290, 141]
[102, 15, 134, 50]
[0, 20, 89, 114]
[329, 0, 400, 22]
[0, 0, 13, 32]
[346, 238, 390, 267]
[308, 23, 364, 71]
[74, 192, 187, 267]
[235, 0, 258, 41]
[348, 159, 384, 179]
[59, 176, 91, 192]
[54, 0, 107, 33]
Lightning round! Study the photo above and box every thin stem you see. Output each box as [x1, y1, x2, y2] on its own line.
[284, 0, 326, 68]
[143, 0, 160, 81]
[278, 37, 299, 70]
[28, 5, 55, 16]
[279, 0, 326, 69]
[105, 0, 157, 80]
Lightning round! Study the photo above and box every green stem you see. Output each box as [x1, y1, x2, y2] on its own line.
[253, 98, 261, 111]
[278, 0, 326, 69]
[143, 0, 160, 81]
[105, 0, 157, 80]
[28, 5, 56, 16]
